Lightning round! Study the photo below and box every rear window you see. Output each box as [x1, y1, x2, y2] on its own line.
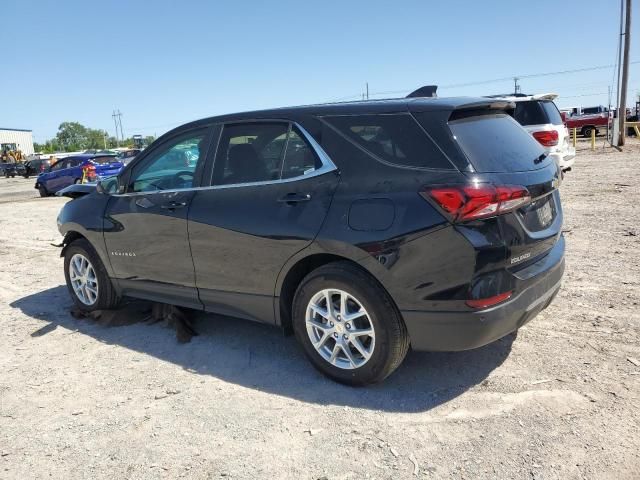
[324, 114, 454, 169]
[92, 155, 118, 164]
[450, 113, 547, 173]
[513, 100, 563, 126]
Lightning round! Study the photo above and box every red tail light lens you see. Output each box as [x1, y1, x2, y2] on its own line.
[532, 130, 559, 146]
[82, 164, 96, 182]
[422, 184, 531, 222]
[465, 291, 513, 309]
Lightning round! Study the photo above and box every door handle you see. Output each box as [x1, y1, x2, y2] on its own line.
[277, 193, 311, 204]
[160, 201, 187, 210]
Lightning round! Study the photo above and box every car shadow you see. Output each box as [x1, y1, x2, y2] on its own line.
[10, 285, 514, 413]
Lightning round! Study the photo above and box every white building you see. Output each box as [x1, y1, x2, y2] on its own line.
[0, 128, 34, 156]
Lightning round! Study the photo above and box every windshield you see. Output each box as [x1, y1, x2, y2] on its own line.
[450, 113, 549, 173]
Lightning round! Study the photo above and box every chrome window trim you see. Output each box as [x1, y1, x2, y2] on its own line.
[112, 122, 337, 197]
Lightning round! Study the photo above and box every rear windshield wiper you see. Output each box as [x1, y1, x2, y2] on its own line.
[534, 153, 548, 164]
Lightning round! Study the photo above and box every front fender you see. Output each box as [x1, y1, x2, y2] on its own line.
[57, 192, 114, 277]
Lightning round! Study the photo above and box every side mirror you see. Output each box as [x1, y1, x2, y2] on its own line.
[96, 176, 120, 195]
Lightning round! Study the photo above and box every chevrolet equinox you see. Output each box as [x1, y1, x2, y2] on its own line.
[57, 96, 565, 385]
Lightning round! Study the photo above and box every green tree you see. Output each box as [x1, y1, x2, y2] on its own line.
[86, 128, 109, 149]
[56, 122, 88, 151]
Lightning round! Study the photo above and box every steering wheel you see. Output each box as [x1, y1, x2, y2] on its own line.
[173, 170, 194, 188]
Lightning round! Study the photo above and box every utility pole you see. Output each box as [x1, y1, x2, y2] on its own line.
[117, 110, 124, 143]
[112, 110, 121, 147]
[366, 82, 369, 100]
[513, 77, 520, 95]
[618, 0, 632, 146]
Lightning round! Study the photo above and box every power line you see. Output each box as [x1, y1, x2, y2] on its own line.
[325, 60, 640, 102]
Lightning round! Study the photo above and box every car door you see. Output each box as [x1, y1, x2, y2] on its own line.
[43, 158, 70, 191]
[188, 121, 340, 323]
[57, 157, 84, 189]
[103, 126, 213, 308]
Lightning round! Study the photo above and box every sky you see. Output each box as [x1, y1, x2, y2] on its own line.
[2, 0, 638, 143]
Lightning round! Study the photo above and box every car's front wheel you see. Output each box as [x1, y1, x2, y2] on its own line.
[292, 262, 409, 386]
[64, 239, 119, 311]
[37, 185, 48, 197]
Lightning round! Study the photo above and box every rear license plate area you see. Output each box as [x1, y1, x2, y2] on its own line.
[519, 195, 556, 231]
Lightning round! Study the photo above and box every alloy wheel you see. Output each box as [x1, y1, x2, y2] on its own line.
[305, 288, 375, 369]
[69, 253, 99, 306]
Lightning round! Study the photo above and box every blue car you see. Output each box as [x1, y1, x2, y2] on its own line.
[35, 154, 124, 197]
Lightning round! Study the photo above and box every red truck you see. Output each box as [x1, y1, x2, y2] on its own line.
[561, 106, 611, 137]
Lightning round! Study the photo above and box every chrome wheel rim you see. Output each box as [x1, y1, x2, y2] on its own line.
[69, 253, 99, 306]
[305, 288, 375, 370]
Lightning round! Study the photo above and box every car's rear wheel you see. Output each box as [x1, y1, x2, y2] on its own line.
[64, 239, 119, 312]
[581, 126, 594, 138]
[292, 262, 409, 386]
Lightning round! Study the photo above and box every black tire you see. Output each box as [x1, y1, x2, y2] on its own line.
[581, 126, 593, 138]
[292, 261, 410, 386]
[63, 238, 119, 312]
[38, 185, 48, 197]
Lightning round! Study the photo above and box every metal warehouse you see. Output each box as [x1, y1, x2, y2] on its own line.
[0, 128, 34, 156]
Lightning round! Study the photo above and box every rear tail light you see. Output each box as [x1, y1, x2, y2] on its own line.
[82, 164, 96, 182]
[421, 184, 531, 222]
[465, 291, 513, 309]
[532, 130, 559, 146]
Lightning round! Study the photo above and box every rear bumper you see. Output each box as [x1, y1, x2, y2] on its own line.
[550, 150, 575, 171]
[402, 236, 565, 352]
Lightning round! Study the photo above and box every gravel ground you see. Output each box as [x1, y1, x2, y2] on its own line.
[1, 141, 639, 479]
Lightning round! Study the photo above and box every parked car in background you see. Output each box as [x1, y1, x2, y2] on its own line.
[1, 162, 17, 177]
[56, 95, 565, 385]
[117, 149, 141, 165]
[22, 158, 52, 178]
[36, 154, 124, 196]
[490, 93, 575, 172]
[562, 107, 611, 138]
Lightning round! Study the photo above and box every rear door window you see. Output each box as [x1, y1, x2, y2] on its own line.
[280, 127, 322, 179]
[324, 114, 454, 169]
[449, 113, 549, 173]
[513, 100, 562, 126]
[212, 123, 289, 185]
[211, 122, 324, 185]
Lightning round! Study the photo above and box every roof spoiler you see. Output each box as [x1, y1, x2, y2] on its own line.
[406, 85, 438, 98]
[448, 99, 515, 121]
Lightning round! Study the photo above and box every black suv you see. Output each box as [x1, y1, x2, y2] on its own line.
[57, 97, 565, 385]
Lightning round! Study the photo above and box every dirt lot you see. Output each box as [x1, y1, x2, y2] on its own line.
[1, 140, 639, 479]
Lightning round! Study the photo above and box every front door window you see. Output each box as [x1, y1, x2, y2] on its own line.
[128, 130, 208, 193]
